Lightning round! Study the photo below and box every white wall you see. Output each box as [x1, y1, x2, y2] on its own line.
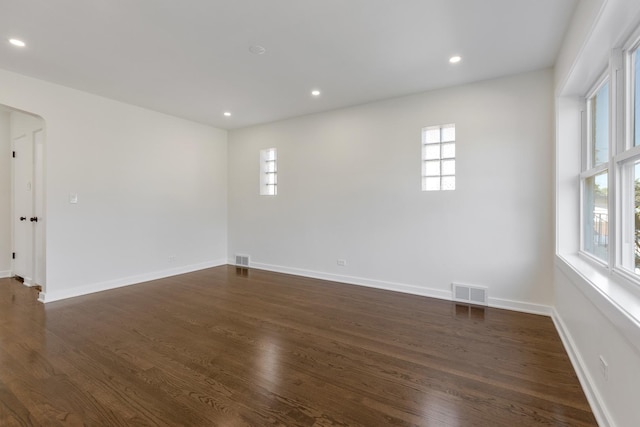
[0, 111, 10, 277]
[554, 0, 605, 95]
[0, 69, 228, 301]
[228, 69, 555, 313]
[554, 262, 640, 427]
[554, 0, 640, 425]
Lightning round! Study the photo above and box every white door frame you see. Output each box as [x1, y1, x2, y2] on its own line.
[9, 110, 46, 290]
[11, 133, 33, 284]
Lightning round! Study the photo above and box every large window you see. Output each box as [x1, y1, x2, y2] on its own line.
[580, 39, 640, 280]
[422, 124, 455, 191]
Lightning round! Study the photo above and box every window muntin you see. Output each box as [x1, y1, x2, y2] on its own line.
[422, 124, 455, 191]
[260, 148, 277, 196]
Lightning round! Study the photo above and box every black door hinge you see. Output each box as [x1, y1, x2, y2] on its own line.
[12, 151, 15, 158]
[12, 252, 15, 259]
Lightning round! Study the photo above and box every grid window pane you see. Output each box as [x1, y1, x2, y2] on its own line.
[265, 161, 276, 173]
[266, 173, 276, 185]
[424, 177, 440, 191]
[442, 159, 455, 175]
[425, 128, 441, 144]
[441, 125, 455, 142]
[424, 144, 440, 160]
[425, 160, 440, 176]
[442, 143, 455, 159]
[583, 171, 608, 261]
[442, 176, 455, 191]
[592, 82, 609, 166]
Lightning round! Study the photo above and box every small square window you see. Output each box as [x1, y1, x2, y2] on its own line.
[425, 160, 441, 176]
[442, 159, 455, 176]
[260, 148, 277, 196]
[424, 177, 441, 191]
[424, 144, 440, 160]
[422, 124, 456, 191]
[442, 176, 456, 191]
[442, 143, 455, 159]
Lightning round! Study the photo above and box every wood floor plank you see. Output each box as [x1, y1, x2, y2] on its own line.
[0, 268, 597, 426]
[0, 378, 37, 427]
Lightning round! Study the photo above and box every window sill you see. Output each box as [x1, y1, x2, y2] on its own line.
[556, 253, 640, 355]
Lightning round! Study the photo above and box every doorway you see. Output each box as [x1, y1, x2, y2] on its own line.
[1, 106, 46, 290]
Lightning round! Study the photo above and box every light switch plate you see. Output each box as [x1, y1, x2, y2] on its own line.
[69, 193, 78, 204]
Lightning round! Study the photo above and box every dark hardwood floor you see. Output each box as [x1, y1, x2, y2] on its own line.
[0, 266, 597, 426]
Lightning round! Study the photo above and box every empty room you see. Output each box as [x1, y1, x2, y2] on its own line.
[0, 0, 639, 426]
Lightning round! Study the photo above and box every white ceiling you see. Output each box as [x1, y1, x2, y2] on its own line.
[0, 0, 577, 130]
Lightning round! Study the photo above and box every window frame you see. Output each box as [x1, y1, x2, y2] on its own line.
[579, 31, 640, 287]
[614, 36, 640, 279]
[580, 72, 611, 267]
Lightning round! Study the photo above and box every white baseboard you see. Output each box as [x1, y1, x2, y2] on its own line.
[551, 308, 612, 427]
[38, 259, 227, 303]
[488, 297, 553, 316]
[0, 270, 12, 279]
[238, 259, 552, 316]
[247, 260, 452, 300]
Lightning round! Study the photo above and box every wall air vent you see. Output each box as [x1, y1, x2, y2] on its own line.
[452, 283, 488, 306]
[235, 254, 250, 267]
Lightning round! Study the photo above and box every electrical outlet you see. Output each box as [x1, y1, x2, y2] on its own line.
[168, 255, 177, 263]
[337, 259, 347, 266]
[599, 355, 608, 381]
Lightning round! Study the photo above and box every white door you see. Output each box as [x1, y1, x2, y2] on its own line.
[33, 129, 45, 286]
[12, 134, 34, 284]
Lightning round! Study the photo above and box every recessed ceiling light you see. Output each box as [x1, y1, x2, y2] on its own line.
[311, 90, 321, 96]
[223, 112, 231, 117]
[9, 38, 26, 48]
[249, 45, 266, 55]
[449, 55, 462, 64]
